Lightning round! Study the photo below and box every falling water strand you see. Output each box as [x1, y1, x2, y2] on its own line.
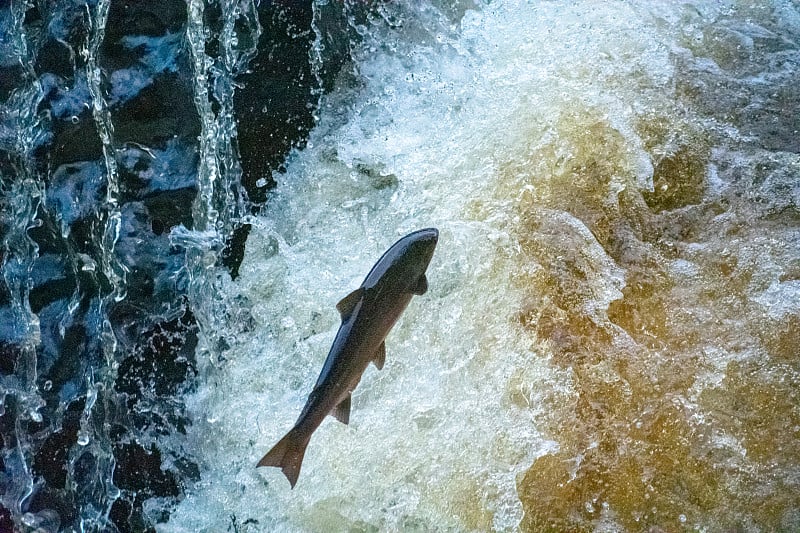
[1, 141, 43, 530]
[0, 1, 49, 529]
[84, 0, 126, 358]
[183, 0, 227, 374]
[85, 0, 126, 304]
[183, 0, 261, 368]
[186, 0, 224, 235]
[3, 0, 44, 411]
[66, 0, 124, 529]
[308, 0, 329, 110]
[212, 0, 257, 230]
[186, 0, 256, 234]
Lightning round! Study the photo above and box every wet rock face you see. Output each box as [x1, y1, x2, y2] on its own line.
[0, 0, 343, 530]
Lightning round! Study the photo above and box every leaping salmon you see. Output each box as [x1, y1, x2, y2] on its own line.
[257, 228, 439, 488]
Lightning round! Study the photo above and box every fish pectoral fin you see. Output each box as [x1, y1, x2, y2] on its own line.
[411, 274, 428, 295]
[336, 288, 365, 320]
[372, 342, 386, 370]
[331, 393, 352, 425]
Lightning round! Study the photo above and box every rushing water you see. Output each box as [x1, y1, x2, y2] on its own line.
[164, 1, 800, 531]
[2, 0, 800, 531]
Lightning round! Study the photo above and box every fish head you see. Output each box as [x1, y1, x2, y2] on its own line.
[401, 227, 439, 268]
[363, 228, 439, 293]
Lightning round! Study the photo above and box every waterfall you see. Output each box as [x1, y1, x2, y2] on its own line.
[1, 1, 799, 531]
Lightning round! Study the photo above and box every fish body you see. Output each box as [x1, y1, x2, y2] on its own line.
[257, 228, 439, 487]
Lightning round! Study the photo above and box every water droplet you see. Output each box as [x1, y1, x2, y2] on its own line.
[107, 485, 121, 499]
[77, 432, 90, 446]
[70, 115, 79, 124]
[43, 380, 53, 391]
[679, 514, 687, 523]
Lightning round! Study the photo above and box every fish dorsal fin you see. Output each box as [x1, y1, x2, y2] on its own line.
[331, 393, 351, 425]
[336, 288, 364, 320]
[373, 341, 386, 370]
[411, 274, 428, 295]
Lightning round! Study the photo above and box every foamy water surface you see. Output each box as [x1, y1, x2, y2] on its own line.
[161, 1, 800, 531]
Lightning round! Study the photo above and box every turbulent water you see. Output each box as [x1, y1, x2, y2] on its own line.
[165, 1, 800, 531]
[2, 0, 800, 532]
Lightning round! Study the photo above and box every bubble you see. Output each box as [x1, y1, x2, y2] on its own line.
[107, 485, 121, 500]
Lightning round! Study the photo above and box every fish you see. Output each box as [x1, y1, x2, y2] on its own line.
[256, 227, 439, 488]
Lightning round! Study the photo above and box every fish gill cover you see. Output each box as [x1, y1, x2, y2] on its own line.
[2, 0, 800, 532]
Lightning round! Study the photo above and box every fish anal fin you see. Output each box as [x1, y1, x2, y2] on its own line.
[331, 393, 351, 425]
[373, 341, 386, 370]
[411, 274, 428, 295]
[257, 428, 310, 489]
[336, 288, 364, 320]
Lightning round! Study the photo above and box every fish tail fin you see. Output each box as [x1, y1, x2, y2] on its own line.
[256, 428, 309, 489]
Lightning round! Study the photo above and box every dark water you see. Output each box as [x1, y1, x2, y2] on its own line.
[0, 0, 356, 530]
